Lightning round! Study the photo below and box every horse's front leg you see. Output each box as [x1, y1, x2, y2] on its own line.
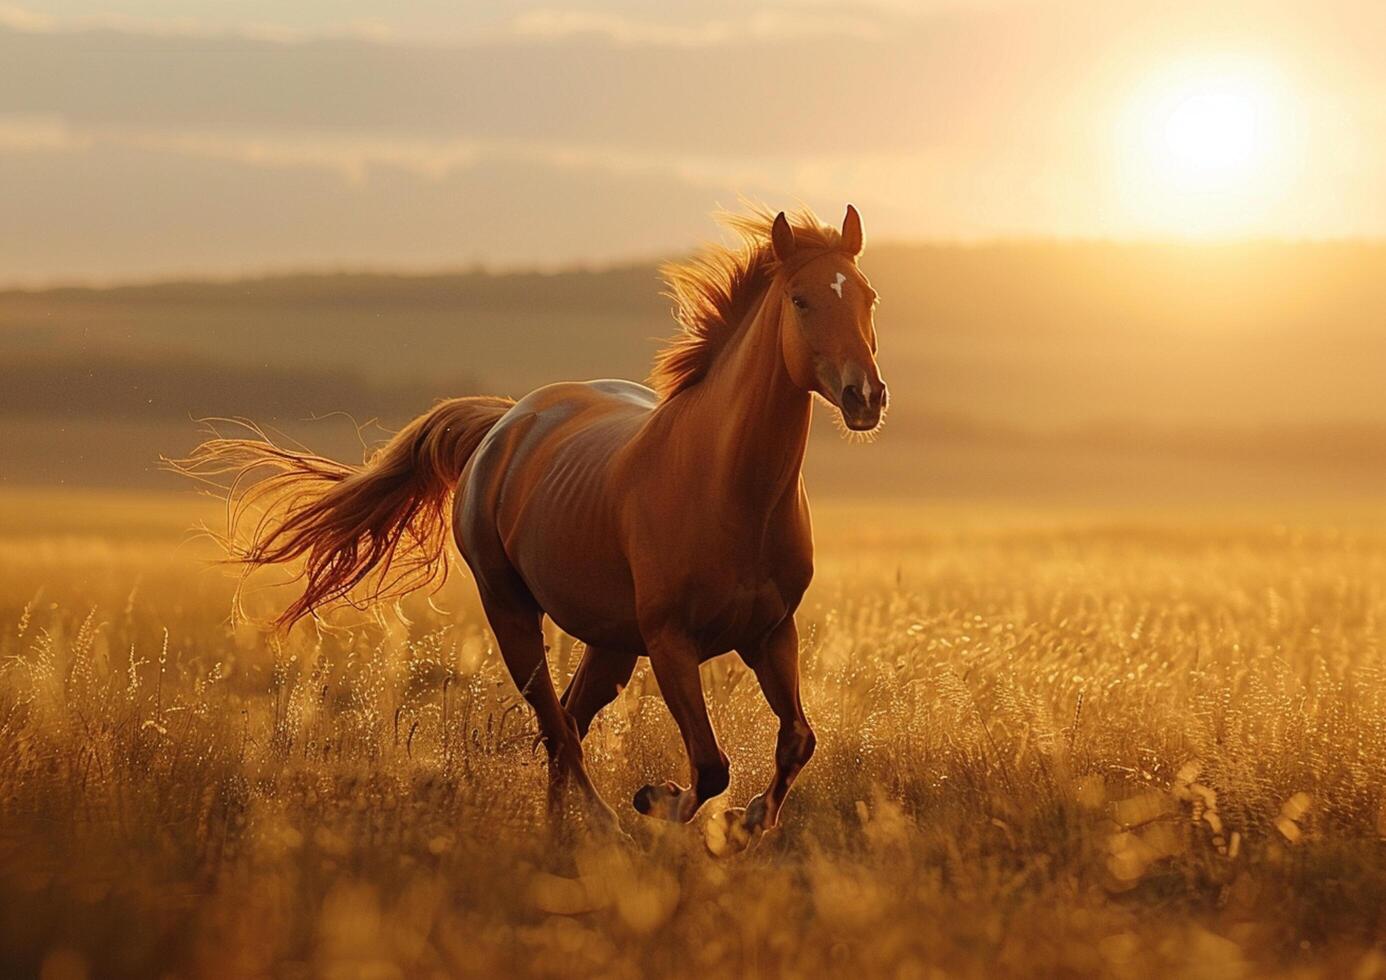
[709, 617, 815, 852]
[633, 628, 730, 823]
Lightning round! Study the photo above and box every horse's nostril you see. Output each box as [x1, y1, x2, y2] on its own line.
[842, 384, 865, 410]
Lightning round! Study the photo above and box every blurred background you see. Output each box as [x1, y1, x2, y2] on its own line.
[3, 0, 1384, 505]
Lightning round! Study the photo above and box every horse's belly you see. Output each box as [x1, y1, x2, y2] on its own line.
[514, 528, 644, 651]
[460, 384, 651, 653]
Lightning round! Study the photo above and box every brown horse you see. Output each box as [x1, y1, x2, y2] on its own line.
[173, 204, 886, 845]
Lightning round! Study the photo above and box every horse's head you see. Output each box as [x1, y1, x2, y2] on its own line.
[772, 205, 887, 433]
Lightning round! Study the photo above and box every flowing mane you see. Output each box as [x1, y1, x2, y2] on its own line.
[651, 205, 844, 399]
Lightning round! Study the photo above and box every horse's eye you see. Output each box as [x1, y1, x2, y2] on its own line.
[791, 295, 809, 311]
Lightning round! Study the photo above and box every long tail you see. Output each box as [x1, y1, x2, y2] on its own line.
[166, 396, 514, 629]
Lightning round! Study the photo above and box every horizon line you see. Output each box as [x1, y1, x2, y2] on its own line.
[7, 233, 1386, 294]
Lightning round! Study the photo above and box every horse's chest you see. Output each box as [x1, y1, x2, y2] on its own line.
[630, 498, 813, 654]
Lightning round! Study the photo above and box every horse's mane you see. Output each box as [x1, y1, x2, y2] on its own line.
[651, 205, 843, 400]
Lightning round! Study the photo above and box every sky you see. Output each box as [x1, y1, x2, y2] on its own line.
[2, 0, 1385, 283]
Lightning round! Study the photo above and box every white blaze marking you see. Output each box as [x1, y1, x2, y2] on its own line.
[830, 272, 847, 299]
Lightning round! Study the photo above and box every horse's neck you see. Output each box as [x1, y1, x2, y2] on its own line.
[668, 288, 813, 516]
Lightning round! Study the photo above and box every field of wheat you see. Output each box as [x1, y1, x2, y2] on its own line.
[1, 490, 1384, 978]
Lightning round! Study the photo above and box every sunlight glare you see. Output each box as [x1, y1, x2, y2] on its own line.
[1162, 88, 1261, 187]
[1117, 56, 1292, 236]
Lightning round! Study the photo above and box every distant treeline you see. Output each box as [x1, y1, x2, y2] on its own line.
[0, 353, 446, 423]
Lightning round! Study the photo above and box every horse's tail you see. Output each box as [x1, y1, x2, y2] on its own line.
[167, 395, 514, 629]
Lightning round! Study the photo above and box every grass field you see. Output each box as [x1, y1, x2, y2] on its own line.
[2, 490, 1384, 978]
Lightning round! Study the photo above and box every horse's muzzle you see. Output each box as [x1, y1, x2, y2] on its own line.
[840, 379, 887, 431]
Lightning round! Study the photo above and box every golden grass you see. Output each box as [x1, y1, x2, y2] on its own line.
[1, 492, 1385, 978]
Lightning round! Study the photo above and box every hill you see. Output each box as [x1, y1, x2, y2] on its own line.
[3, 241, 1385, 500]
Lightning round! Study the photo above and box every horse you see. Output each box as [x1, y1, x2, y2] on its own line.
[172, 204, 887, 847]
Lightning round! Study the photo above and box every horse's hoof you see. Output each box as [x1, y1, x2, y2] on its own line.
[704, 806, 757, 857]
[633, 781, 685, 821]
[704, 796, 774, 857]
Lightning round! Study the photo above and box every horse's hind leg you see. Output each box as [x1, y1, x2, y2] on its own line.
[633, 629, 729, 823]
[478, 591, 619, 831]
[560, 645, 639, 739]
[713, 617, 815, 850]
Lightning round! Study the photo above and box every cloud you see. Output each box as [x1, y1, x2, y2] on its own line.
[0, 15, 1015, 159]
[0, 1, 918, 47]
[508, 7, 884, 46]
[2, 0, 1384, 283]
[107, 129, 485, 185]
[0, 109, 1144, 285]
[0, 114, 787, 189]
[0, 113, 86, 151]
[0, 131, 791, 283]
[0, 3, 398, 43]
[0, 4, 50, 31]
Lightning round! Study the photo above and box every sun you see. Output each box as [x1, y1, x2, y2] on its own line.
[1160, 86, 1262, 188]
[1154, 72, 1273, 193]
[1117, 56, 1291, 235]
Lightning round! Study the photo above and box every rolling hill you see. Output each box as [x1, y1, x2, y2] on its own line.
[4, 241, 1385, 500]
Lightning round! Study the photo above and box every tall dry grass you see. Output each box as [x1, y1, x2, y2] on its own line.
[1, 496, 1384, 978]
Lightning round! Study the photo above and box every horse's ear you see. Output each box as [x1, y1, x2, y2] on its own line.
[771, 211, 797, 263]
[841, 204, 863, 256]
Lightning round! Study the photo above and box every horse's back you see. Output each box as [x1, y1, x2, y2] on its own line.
[478, 378, 656, 483]
[454, 379, 656, 649]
